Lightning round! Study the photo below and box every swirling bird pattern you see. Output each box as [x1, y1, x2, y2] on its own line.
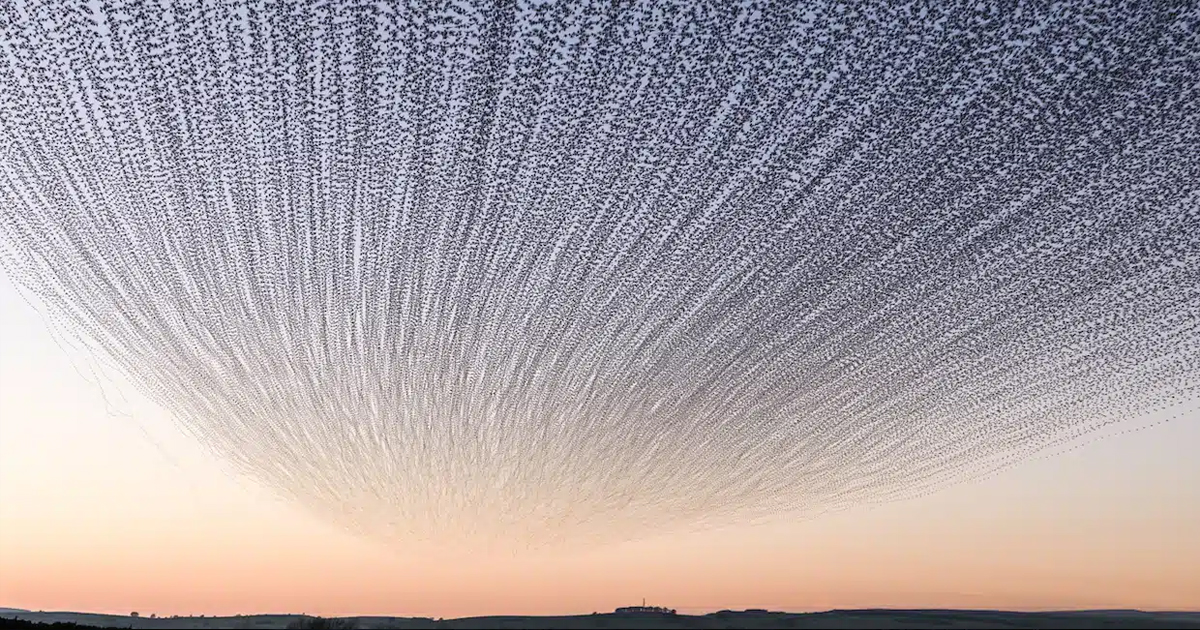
[1, 0, 1198, 550]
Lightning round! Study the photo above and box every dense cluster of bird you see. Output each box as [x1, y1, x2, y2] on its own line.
[1, 0, 1197, 551]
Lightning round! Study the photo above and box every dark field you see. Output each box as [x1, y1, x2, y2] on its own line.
[4, 609, 1200, 630]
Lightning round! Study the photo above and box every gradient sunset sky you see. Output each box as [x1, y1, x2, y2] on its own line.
[2, 271, 1197, 617]
[2, 0, 1199, 619]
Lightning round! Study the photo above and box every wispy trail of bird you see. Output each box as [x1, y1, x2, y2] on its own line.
[1, 0, 1197, 551]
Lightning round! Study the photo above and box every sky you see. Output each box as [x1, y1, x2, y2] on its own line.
[2, 271, 1198, 617]
[1, 0, 1199, 619]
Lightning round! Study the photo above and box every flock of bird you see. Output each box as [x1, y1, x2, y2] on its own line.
[1, 0, 1197, 551]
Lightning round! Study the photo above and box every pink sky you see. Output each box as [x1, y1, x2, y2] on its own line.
[1, 275, 1197, 618]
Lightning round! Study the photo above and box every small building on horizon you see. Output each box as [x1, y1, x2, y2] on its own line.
[614, 598, 677, 615]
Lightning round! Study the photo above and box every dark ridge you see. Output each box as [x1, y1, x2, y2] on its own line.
[4, 610, 1200, 630]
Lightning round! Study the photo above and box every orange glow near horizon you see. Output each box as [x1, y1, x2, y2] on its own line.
[1, 265, 1197, 619]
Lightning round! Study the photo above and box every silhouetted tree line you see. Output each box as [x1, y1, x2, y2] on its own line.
[286, 617, 358, 630]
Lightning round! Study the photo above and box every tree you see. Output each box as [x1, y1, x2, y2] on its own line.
[286, 616, 358, 630]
